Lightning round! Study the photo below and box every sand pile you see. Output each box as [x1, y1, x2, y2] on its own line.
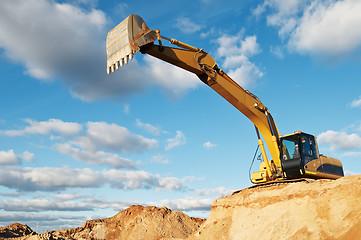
[188, 175, 361, 240]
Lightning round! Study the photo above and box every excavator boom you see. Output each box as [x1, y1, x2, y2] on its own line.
[106, 14, 344, 184]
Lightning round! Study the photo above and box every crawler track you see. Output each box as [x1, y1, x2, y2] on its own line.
[232, 178, 317, 195]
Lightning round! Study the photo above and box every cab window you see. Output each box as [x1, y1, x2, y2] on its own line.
[282, 137, 300, 161]
[300, 135, 318, 164]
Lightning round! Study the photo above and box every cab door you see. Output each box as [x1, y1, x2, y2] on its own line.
[300, 134, 322, 173]
[281, 135, 303, 178]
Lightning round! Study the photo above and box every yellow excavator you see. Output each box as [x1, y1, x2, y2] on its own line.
[106, 14, 344, 184]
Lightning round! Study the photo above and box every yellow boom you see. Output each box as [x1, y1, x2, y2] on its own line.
[106, 14, 344, 183]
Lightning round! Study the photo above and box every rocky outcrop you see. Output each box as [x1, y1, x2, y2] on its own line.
[0, 223, 36, 239]
[188, 175, 361, 240]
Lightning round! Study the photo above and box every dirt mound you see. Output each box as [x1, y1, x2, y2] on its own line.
[15, 205, 204, 240]
[0, 223, 36, 239]
[187, 175, 361, 240]
[68, 205, 204, 240]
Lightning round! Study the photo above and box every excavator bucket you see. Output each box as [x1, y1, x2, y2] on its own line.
[106, 14, 158, 74]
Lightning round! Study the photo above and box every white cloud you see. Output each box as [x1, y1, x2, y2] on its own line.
[267, 0, 305, 16]
[157, 177, 183, 191]
[0, 150, 21, 165]
[200, 27, 217, 39]
[55, 143, 135, 169]
[0, 211, 83, 222]
[0, 119, 82, 137]
[317, 130, 361, 151]
[62, 0, 99, 9]
[0, 0, 201, 102]
[0, 199, 93, 212]
[181, 175, 205, 183]
[256, 0, 361, 61]
[216, 32, 244, 58]
[252, 3, 267, 18]
[151, 154, 170, 164]
[104, 169, 184, 191]
[21, 151, 35, 162]
[2, 119, 158, 168]
[340, 152, 361, 158]
[223, 55, 249, 69]
[73, 121, 158, 153]
[0, 0, 106, 86]
[344, 170, 360, 176]
[240, 36, 262, 57]
[53, 192, 88, 201]
[289, 0, 361, 58]
[123, 104, 130, 115]
[350, 96, 361, 108]
[196, 187, 234, 197]
[103, 169, 150, 190]
[270, 45, 285, 59]
[263, 0, 304, 38]
[165, 131, 187, 150]
[157, 197, 212, 211]
[144, 56, 201, 99]
[215, 32, 263, 87]
[136, 119, 162, 136]
[203, 141, 217, 150]
[175, 17, 202, 34]
[0, 166, 104, 191]
[0, 150, 35, 165]
[0, 212, 86, 233]
[227, 62, 264, 87]
[0, 166, 186, 192]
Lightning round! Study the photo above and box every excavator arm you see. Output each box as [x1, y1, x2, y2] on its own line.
[106, 14, 282, 182]
[106, 14, 344, 183]
[143, 42, 283, 178]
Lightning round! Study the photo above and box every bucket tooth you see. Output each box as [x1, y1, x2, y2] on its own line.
[106, 14, 157, 74]
[120, 59, 124, 67]
[115, 61, 119, 70]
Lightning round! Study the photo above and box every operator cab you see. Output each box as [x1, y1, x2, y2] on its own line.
[280, 132, 344, 179]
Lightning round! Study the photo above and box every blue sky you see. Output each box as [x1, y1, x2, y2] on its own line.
[1, 0, 361, 233]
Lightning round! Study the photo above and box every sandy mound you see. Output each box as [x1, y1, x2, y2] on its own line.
[188, 175, 361, 240]
[21, 205, 204, 240]
[69, 205, 204, 240]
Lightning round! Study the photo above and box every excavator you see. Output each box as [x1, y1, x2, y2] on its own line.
[106, 14, 344, 184]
